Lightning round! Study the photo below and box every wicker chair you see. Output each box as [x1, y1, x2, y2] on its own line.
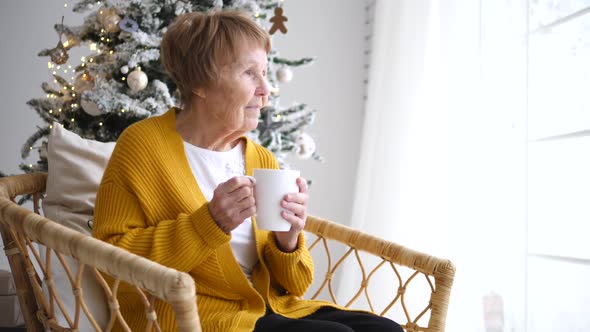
[0, 173, 455, 332]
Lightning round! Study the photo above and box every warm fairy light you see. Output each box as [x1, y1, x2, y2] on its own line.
[58, 108, 62, 112]
[64, 3, 68, 7]
[54, 79, 58, 83]
[64, 69, 68, 73]
[120, 109, 126, 113]
[57, 65, 61, 69]
[109, 50, 114, 54]
[68, 65, 72, 69]
[81, 63, 86, 67]
[89, 58, 94, 62]
[90, 43, 97, 51]
[106, 38, 110, 42]
[49, 125, 53, 129]
[29, 146, 33, 150]
[99, 122, 103, 126]
[72, 93, 76, 97]
[63, 40, 70, 48]
[122, 77, 126, 81]
[100, 37, 105, 41]
[137, 66, 142, 71]
[101, 28, 105, 33]
[97, 1, 101, 4]
[47, 62, 52, 68]
[255, 13, 260, 18]
[29, 164, 33, 168]
[71, 118, 75, 122]
[49, 110, 53, 114]
[99, 10, 103, 14]
[81, 56, 86, 62]
[52, 71, 57, 75]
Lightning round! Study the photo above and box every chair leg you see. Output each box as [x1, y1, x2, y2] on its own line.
[0, 223, 45, 332]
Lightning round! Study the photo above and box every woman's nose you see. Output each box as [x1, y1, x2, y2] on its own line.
[256, 78, 270, 97]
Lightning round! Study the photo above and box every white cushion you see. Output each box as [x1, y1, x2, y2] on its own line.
[43, 123, 116, 233]
[41, 123, 115, 329]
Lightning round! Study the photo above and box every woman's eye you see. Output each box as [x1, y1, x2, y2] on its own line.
[245, 69, 255, 76]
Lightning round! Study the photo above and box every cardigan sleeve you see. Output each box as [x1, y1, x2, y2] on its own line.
[263, 232, 314, 296]
[93, 179, 231, 273]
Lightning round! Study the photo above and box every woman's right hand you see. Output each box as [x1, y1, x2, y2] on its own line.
[208, 176, 256, 234]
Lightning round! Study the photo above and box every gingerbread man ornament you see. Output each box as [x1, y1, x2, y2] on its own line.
[269, 7, 288, 35]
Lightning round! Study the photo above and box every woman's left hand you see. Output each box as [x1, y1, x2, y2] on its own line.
[274, 177, 308, 252]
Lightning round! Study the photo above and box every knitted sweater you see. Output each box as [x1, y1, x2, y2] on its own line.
[93, 108, 332, 331]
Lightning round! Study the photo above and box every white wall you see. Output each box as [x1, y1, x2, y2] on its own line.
[0, 1, 365, 269]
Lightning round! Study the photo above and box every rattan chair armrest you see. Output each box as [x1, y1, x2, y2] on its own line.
[305, 215, 455, 332]
[0, 173, 47, 198]
[305, 215, 454, 276]
[0, 174, 201, 332]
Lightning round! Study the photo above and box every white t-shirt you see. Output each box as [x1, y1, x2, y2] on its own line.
[183, 140, 258, 282]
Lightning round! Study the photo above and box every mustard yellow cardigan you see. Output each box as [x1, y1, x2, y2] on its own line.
[93, 109, 333, 331]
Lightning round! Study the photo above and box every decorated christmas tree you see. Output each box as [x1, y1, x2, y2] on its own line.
[18, 0, 320, 175]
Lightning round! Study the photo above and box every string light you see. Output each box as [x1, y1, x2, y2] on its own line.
[58, 108, 62, 112]
[52, 71, 57, 75]
[57, 65, 61, 69]
[49, 125, 53, 129]
[49, 110, 53, 114]
[90, 43, 97, 51]
[29, 146, 33, 150]
[64, 3, 68, 8]
[120, 109, 126, 113]
[99, 122, 103, 126]
[63, 40, 70, 48]
[109, 50, 114, 54]
[121, 77, 126, 81]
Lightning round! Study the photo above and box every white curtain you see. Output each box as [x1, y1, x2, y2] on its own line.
[339, 0, 528, 331]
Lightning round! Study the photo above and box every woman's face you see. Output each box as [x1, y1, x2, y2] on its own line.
[202, 44, 270, 135]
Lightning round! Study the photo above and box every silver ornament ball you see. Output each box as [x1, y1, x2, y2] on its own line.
[276, 66, 293, 83]
[127, 68, 148, 92]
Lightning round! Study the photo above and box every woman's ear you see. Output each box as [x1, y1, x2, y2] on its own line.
[192, 88, 206, 99]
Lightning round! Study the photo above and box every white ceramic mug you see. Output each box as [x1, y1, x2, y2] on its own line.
[252, 168, 300, 231]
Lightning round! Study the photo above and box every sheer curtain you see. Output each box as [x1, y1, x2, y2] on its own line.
[339, 0, 528, 331]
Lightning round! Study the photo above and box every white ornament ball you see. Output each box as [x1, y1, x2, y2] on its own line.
[276, 66, 293, 83]
[80, 99, 102, 116]
[120, 65, 129, 74]
[127, 68, 148, 92]
[295, 133, 316, 160]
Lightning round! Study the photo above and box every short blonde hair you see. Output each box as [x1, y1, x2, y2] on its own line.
[161, 10, 271, 107]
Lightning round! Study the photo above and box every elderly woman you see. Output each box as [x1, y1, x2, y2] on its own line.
[94, 10, 402, 332]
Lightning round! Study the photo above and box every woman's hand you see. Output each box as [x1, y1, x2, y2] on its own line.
[274, 177, 308, 252]
[209, 176, 256, 234]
